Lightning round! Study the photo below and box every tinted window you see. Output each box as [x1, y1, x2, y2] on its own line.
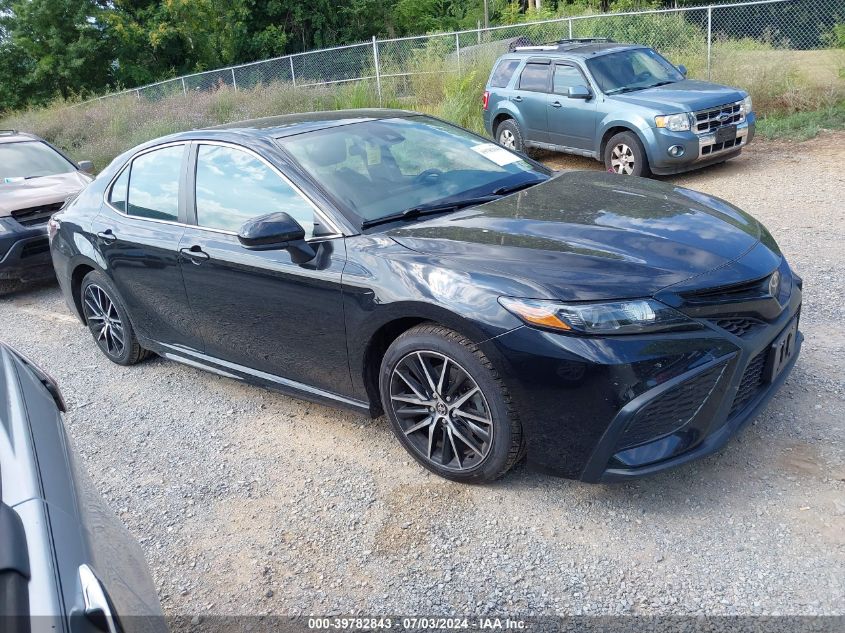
[518, 63, 550, 92]
[553, 65, 587, 94]
[490, 59, 520, 88]
[127, 146, 183, 222]
[0, 141, 75, 180]
[195, 145, 317, 237]
[109, 168, 129, 212]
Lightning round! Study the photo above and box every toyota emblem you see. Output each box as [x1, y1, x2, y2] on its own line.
[768, 270, 781, 296]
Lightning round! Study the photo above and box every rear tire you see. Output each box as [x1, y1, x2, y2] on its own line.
[495, 119, 526, 154]
[604, 131, 650, 177]
[80, 270, 149, 365]
[380, 323, 523, 484]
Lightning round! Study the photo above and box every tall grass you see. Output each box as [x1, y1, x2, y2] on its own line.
[2, 38, 843, 171]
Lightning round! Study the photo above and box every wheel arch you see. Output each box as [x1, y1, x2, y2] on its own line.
[598, 117, 655, 163]
[359, 305, 495, 417]
[69, 258, 104, 324]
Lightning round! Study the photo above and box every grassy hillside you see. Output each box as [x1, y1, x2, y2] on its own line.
[2, 45, 844, 172]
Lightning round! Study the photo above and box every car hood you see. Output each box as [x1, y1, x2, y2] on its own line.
[0, 171, 92, 217]
[387, 171, 764, 301]
[609, 79, 745, 112]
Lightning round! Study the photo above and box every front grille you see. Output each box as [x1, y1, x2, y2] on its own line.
[20, 237, 50, 259]
[682, 275, 770, 304]
[729, 350, 768, 418]
[694, 101, 744, 134]
[616, 361, 727, 451]
[701, 136, 743, 156]
[11, 201, 63, 226]
[711, 316, 766, 338]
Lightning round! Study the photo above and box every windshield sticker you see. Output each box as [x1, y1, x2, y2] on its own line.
[471, 143, 521, 166]
[3, 177, 25, 184]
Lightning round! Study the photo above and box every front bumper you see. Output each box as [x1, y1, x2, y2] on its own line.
[646, 113, 756, 175]
[0, 218, 53, 281]
[481, 265, 801, 481]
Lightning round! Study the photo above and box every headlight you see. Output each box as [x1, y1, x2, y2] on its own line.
[498, 297, 699, 335]
[740, 95, 753, 115]
[654, 113, 692, 132]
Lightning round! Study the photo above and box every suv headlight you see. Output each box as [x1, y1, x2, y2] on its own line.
[499, 297, 699, 335]
[654, 113, 692, 132]
[740, 95, 753, 115]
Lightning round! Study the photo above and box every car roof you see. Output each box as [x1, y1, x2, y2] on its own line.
[0, 130, 43, 144]
[506, 41, 641, 60]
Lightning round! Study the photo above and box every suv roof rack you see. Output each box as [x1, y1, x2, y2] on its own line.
[0, 130, 19, 136]
[513, 38, 615, 52]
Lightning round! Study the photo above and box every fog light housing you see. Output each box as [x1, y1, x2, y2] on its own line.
[668, 145, 685, 158]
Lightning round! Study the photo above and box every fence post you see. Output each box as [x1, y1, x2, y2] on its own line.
[568, 18, 573, 39]
[477, 21, 481, 44]
[290, 56, 297, 87]
[136, 89, 141, 101]
[181, 77, 186, 96]
[373, 36, 383, 106]
[231, 68, 238, 91]
[456, 33, 461, 76]
[707, 5, 713, 80]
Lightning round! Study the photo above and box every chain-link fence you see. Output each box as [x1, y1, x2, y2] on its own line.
[78, 0, 845, 116]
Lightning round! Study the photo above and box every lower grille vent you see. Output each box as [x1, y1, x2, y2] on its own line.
[729, 350, 768, 417]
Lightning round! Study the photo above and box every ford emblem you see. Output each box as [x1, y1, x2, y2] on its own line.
[718, 113, 731, 123]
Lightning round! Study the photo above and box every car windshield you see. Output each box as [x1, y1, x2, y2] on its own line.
[0, 141, 76, 181]
[586, 48, 684, 95]
[278, 116, 548, 226]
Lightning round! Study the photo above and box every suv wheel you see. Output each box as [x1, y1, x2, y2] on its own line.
[81, 270, 149, 365]
[380, 323, 524, 483]
[496, 119, 525, 153]
[604, 131, 650, 177]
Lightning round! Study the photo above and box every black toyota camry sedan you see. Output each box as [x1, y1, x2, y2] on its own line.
[49, 109, 802, 484]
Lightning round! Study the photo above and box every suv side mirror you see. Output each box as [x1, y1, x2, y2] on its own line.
[77, 160, 94, 174]
[567, 85, 591, 100]
[677, 65, 688, 77]
[238, 212, 315, 263]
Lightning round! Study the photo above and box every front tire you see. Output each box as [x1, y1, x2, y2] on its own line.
[604, 131, 650, 177]
[379, 324, 523, 483]
[80, 270, 148, 365]
[495, 119, 525, 154]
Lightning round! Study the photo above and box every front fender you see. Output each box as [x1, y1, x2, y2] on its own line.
[597, 112, 657, 162]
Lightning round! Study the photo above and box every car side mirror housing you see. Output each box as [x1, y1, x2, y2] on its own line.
[77, 160, 94, 174]
[567, 85, 591, 100]
[677, 64, 688, 77]
[237, 212, 315, 262]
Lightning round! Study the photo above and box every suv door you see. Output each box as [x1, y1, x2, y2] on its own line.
[92, 143, 204, 351]
[547, 62, 598, 152]
[512, 60, 552, 144]
[177, 142, 354, 398]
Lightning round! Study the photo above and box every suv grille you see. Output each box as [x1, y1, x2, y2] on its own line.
[11, 202, 63, 226]
[729, 350, 768, 418]
[694, 101, 744, 134]
[616, 361, 727, 451]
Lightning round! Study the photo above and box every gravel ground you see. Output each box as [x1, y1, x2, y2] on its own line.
[1, 133, 843, 620]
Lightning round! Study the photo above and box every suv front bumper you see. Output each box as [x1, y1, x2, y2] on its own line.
[0, 218, 54, 281]
[647, 113, 756, 175]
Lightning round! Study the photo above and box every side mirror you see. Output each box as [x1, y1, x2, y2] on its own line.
[237, 212, 315, 263]
[677, 65, 688, 77]
[77, 160, 94, 174]
[567, 85, 591, 100]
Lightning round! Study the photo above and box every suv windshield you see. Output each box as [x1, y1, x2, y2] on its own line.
[278, 116, 548, 226]
[0, 141, 76, 180]
[586, 48, 683, 95]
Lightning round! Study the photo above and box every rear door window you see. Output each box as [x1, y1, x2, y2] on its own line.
[126, 145, 184, 222]
[517, 63, 550, 92]
[490, 59, 521, 88]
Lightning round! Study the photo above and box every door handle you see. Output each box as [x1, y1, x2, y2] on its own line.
[96, 230, 116, 243]
[179, 245, 210, 264]
[512, 95, 523, 102]
[551, 101, 563, 108]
